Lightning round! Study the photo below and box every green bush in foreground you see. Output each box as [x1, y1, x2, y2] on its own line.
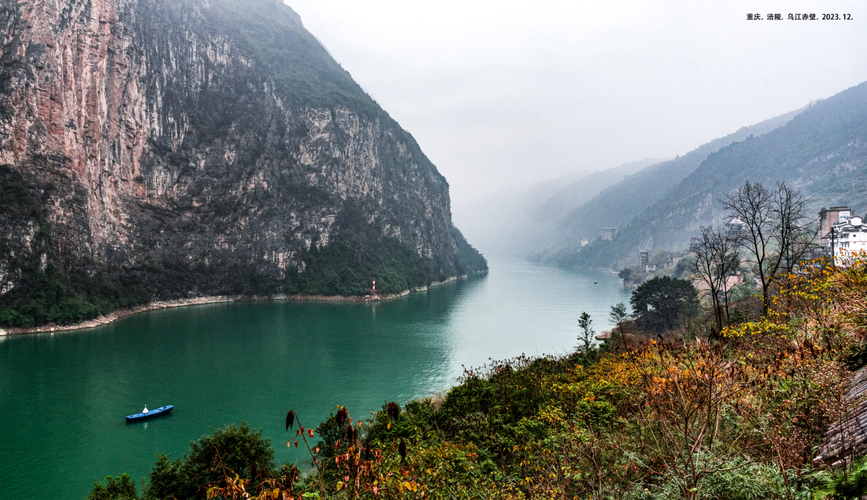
[133, 423, 274, 500]
[155, 423, 274, 499]
[87, 473, 139, 500]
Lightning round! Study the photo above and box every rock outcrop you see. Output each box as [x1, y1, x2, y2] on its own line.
[0, 0, 486, 326]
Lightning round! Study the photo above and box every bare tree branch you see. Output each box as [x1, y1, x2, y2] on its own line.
[722, 181, 813, 315]
[690, 226, 741, 331]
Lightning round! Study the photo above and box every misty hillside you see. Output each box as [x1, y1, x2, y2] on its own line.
[454, 159, 660, 257]
[530, 106, 805, 264]
[554, 80, 867, 269]
[530, 159, 668, 225]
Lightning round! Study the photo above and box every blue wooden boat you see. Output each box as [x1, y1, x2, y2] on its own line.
[126, 405, 173, 422]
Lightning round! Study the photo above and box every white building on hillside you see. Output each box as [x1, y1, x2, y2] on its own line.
[829, 215, 867, 264]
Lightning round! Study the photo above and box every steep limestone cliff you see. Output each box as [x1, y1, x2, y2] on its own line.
[0, 0, 486, 327]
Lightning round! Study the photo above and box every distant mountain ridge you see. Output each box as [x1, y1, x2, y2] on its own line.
[454, 158, 661, 258]
[552, 81, 867, 269]
[529, 106, 805, 264]
[530, 159, 667, 225]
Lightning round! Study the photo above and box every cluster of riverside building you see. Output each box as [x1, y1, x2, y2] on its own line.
[819, 206, 867, 263]
[609, 206, 866, 276]
[633, 205, 867, 302]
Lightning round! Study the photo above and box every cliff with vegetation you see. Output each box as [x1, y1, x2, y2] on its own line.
[0, 0, 486, 328]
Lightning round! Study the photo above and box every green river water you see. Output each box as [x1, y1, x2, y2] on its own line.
[0, 259, 630, 499]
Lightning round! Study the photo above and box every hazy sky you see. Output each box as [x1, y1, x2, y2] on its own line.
[287, 1, 867, 205]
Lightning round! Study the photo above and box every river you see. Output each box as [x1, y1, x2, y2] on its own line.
[0, 258, 630, 499]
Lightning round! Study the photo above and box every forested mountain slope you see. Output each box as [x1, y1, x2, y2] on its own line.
[556, 81, 867, 269]
[532, 107, 804, 264]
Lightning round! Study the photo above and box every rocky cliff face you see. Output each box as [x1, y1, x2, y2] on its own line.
[0, 0, 486, 326]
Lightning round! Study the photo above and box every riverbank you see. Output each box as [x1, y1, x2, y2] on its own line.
[0, 274, 474, 336]
[108, 253, 864, 499]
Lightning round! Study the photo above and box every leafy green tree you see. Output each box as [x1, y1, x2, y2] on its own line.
[672, 257, 692, 279]
[630, 276, 699, 334]
[617, 268, 632, 284]
[604, 302, 630, 350]
[144, 423, 275, 500]
[609, 302, 629, 332]
[577, 312, 595, 354]
[88, 473, 139, 500]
